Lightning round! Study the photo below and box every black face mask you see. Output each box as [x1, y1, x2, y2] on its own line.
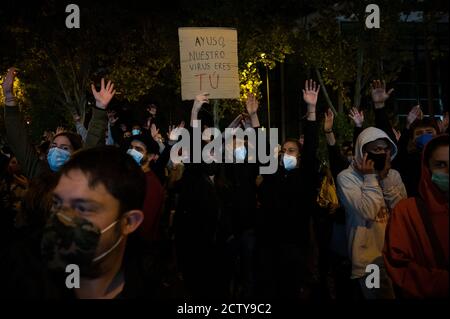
[367, 152, 387, 171]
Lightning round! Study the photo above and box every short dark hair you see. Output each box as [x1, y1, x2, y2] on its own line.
[129, 134, 160, 155]
[58, 146, 146, 214]
[283, 138, 303, 154]
[409, 118, 439, 139]
[53, 132, 83, 151]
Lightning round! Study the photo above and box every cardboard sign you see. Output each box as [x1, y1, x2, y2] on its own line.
[178, 27, 239, 100]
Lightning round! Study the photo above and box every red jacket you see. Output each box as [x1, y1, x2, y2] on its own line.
[383, 135, 449, 298]
[139, 170, 165, 242]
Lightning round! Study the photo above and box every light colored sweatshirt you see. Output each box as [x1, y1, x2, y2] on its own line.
[337, 127, 407, 279]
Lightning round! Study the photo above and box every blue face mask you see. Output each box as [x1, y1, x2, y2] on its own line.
[47, 147, 71, 172]
[132, 129, 141, 136]
[431, 172, 449, 193]
[415, 133, 433, 150]
[127, 148, 144, 165]
[234, 146, 247, 162]
[282, 154, 297, 171]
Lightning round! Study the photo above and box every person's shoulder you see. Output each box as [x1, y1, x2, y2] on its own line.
[391, 197, 416, 218]
[337, 166, 359, 184]
[122, 238, 169, 299]
[146, 170, 163, 187]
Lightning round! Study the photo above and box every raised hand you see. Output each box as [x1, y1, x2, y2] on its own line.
[324, 108, 334, 132]
[91, 78, 116, 109]
[348, 107, 364, 128]
[13, 174, 29, 188]
[246, 93, 259, 116]
[392, 128, 401, 142]
[73, 114, 81, 123]
[150, 123, 160, 140]
[406, 105, 422, 129]
[1, 67, 17, 98]
[227, 114, 243, 129]
[193, 92, 209, 113]
[437, 111, 449, 133]
[371, 80, 394, 108]
[167, 121, 185, 141]
[55, 126, 66, 135]
[302, 79, 320, 106]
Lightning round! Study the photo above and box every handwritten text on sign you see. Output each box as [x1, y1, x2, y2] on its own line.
[178, 27, 239, 100]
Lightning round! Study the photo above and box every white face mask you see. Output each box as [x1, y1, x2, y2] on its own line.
[127, 148, 144, 165]
[282, 154, 297, 171]
[234, 145, 247, 162]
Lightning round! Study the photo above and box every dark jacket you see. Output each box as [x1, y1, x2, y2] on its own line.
[224, 161, 259, 236]
[392, 127, 420, 197]
[257, 120, 319, 244]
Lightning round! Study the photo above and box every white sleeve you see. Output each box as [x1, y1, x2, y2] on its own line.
[380, 169, 408, 210]
[105, 123, 115, 146]
[75, 122, 88, 142]
[337, 172, 384, 222]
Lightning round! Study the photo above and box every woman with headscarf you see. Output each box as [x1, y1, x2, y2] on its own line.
[383, 134, 449, 298]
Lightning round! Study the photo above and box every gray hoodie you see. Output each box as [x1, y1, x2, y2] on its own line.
[337, 127, 407, 279]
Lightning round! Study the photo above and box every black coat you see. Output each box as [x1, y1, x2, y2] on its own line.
[257, 120, 319, 244]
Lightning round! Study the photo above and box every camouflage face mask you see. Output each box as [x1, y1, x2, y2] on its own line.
[41, 209, 122, 277]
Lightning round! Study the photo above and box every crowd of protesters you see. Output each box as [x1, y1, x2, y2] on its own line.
[0, 67, 448, 300]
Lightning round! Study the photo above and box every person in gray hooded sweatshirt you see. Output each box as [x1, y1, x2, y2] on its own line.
[337, 127, 407, 299]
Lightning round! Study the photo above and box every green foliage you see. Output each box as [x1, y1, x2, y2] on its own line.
[0, 0, 446, 139]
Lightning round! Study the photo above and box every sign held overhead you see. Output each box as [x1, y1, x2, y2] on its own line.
[178, 27, 239, 100]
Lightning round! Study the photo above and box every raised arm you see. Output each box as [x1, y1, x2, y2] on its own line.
[349, 107, 364, 148]
[190, 92, 209, 128]
[324, 108, 348, 180]
[394, 105, 422, 169]
[371, 80, 397, 143]
[73, 114, 88, 142]
[2, 67, 44, 179]
[300, 79, 319, 171]
[246, 93, 260, 128]
[85, 78, 116, 148]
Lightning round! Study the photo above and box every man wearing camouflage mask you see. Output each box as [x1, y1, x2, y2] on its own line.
[2, 146, 163, 299]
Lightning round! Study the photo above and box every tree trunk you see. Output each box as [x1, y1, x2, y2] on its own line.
[314, 68, 337, 115]
[280, 61, 286, 142]
[337, 83, 344, 114]
[353, 46, 364, 108]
